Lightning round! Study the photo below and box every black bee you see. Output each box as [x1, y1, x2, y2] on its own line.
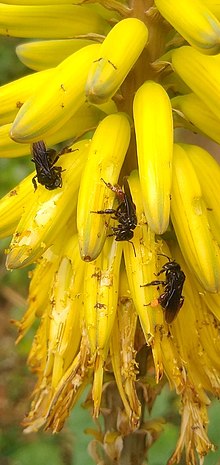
[141, 254, 185, 324]
[31, 140, 63, 191]
[91, 177, 137, 252]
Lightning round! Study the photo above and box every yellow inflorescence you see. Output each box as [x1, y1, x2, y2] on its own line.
[1, 1, 220, 464]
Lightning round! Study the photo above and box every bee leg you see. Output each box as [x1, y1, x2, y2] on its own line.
[54, 166, 65, 174]
[59, 146, 79, 155]
[91, 208, 117, 215]
[128, 240, 136, 257]
[46, 148, 57, 165]
[154, 268, 166, 277]
[32, 175, 38, 191]
[101, 178, 124, 200]
[140, 279, 166, 288]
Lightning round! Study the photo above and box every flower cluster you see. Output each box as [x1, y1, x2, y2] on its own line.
[1, 1, 220, 464]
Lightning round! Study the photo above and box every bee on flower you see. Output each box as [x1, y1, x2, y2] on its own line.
[1, 1, 220, 464]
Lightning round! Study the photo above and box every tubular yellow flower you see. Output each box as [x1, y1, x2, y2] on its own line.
[16, 38, 94, 71]
[83, 237, 122, 416]
[171, 143, 220, 292]
[86, 18, 148, 103]
[77, 112, 131, 261]
[0, 68, 53, 125]
[110, 268, 141, 429]
[172, 92, 220, 144]
[123, 171, 158, 337]
[204, 0, 220, 20]
[15, 244, 62, 343]
[6, 140, 90, 268]
[83, 237, 122, 358]
[11, 43, 101, 142]
[172, 46, 220, 120]
[45, 234, 85, 389]
[0, 172, 33, 238]
[1, 2, 220, 464]
[181, 143, 220, 246]
[0, 4, 111, 38]
[155, 0, 220, 54]
[133, 81, 173, 234]
[0, 104, 109, 158]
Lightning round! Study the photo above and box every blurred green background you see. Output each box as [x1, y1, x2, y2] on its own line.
[1, 36, 220, 465]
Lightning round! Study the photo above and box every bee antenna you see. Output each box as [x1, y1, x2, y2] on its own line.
[157, 253, 171, 261]
[129, 240, 136, 257]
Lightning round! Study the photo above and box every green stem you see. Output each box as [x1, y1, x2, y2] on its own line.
[98, 382, 148, 465]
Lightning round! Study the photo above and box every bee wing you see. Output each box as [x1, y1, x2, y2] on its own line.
[162, 287, 183, 323]
[123, 177, 137, 220]
[32, 141, 51, 173]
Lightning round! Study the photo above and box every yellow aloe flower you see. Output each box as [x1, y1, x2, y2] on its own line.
[1, 1, 220, 464]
